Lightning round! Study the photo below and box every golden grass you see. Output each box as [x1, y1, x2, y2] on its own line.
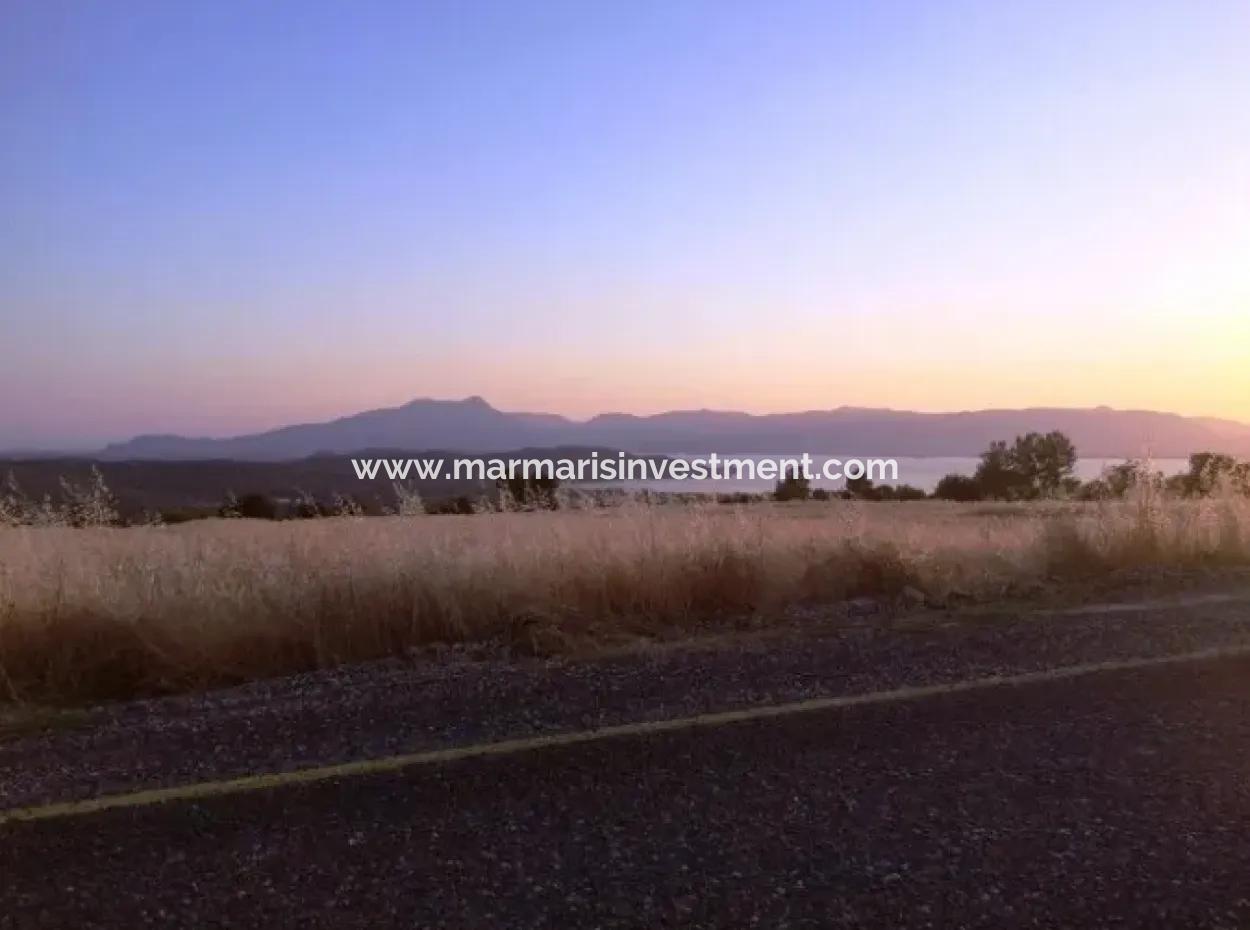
[2, 495, 1248, 705]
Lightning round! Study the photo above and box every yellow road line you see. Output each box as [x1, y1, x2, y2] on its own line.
[3, 644, 1248, 827]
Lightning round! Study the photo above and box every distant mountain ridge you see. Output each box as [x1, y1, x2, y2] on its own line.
[97, 396, 1250, 461]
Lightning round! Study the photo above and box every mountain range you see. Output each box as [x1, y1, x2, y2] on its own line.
[94, 397, 1250, 461]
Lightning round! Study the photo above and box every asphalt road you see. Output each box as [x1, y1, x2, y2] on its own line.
[5, 592, 1250, 928]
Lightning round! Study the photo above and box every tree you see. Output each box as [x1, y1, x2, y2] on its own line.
[773, 475, 811, 501]
[1009, 431, 1077, 497]
[973, 441, 1030, 500]
[974, 432, 1076, 500]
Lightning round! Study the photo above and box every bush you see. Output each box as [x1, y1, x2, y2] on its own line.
[1, 466, 120, 527]
[933, 474, 983, 502]
[428, 495, 476, 515]
[58, 466, 120, 527]
[844, 476, 877, 499]
[222, 493, 278, 520]
[1177, 452, 1250, 497]
[717, 492, 764, 504]
[391, 482, 425, 516]
[159, 508, 208, 525]
[1078, 461, 1163, 501]
[880, 484, 927, 502]
[499, 477, 559, 510]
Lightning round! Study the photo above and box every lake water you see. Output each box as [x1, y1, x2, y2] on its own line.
[586, 455, 1191, 495]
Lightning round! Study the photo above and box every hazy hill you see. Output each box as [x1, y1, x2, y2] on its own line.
[95, 397, 1250, 461]
[100, 397, 555, 461]
[576, 407, 1250, 457]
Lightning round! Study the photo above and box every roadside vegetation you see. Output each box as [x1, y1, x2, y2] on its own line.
[0, 487, 1248, 707]
[2, 435, 1250, 706]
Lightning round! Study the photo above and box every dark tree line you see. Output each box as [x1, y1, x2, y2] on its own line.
[773, 432, 1250, 504]
[932, 439, 1250, 502]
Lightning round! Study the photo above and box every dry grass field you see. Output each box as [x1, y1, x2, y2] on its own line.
[2, 494, 1249, 706]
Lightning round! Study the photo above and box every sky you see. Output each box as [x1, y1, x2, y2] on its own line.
[2, 0, 1249, 448]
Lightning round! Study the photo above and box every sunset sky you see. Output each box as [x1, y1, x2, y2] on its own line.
[3, 0, 1249, 447]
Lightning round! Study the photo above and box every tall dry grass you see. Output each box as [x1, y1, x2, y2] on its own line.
[2, 493, 1248, 705]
